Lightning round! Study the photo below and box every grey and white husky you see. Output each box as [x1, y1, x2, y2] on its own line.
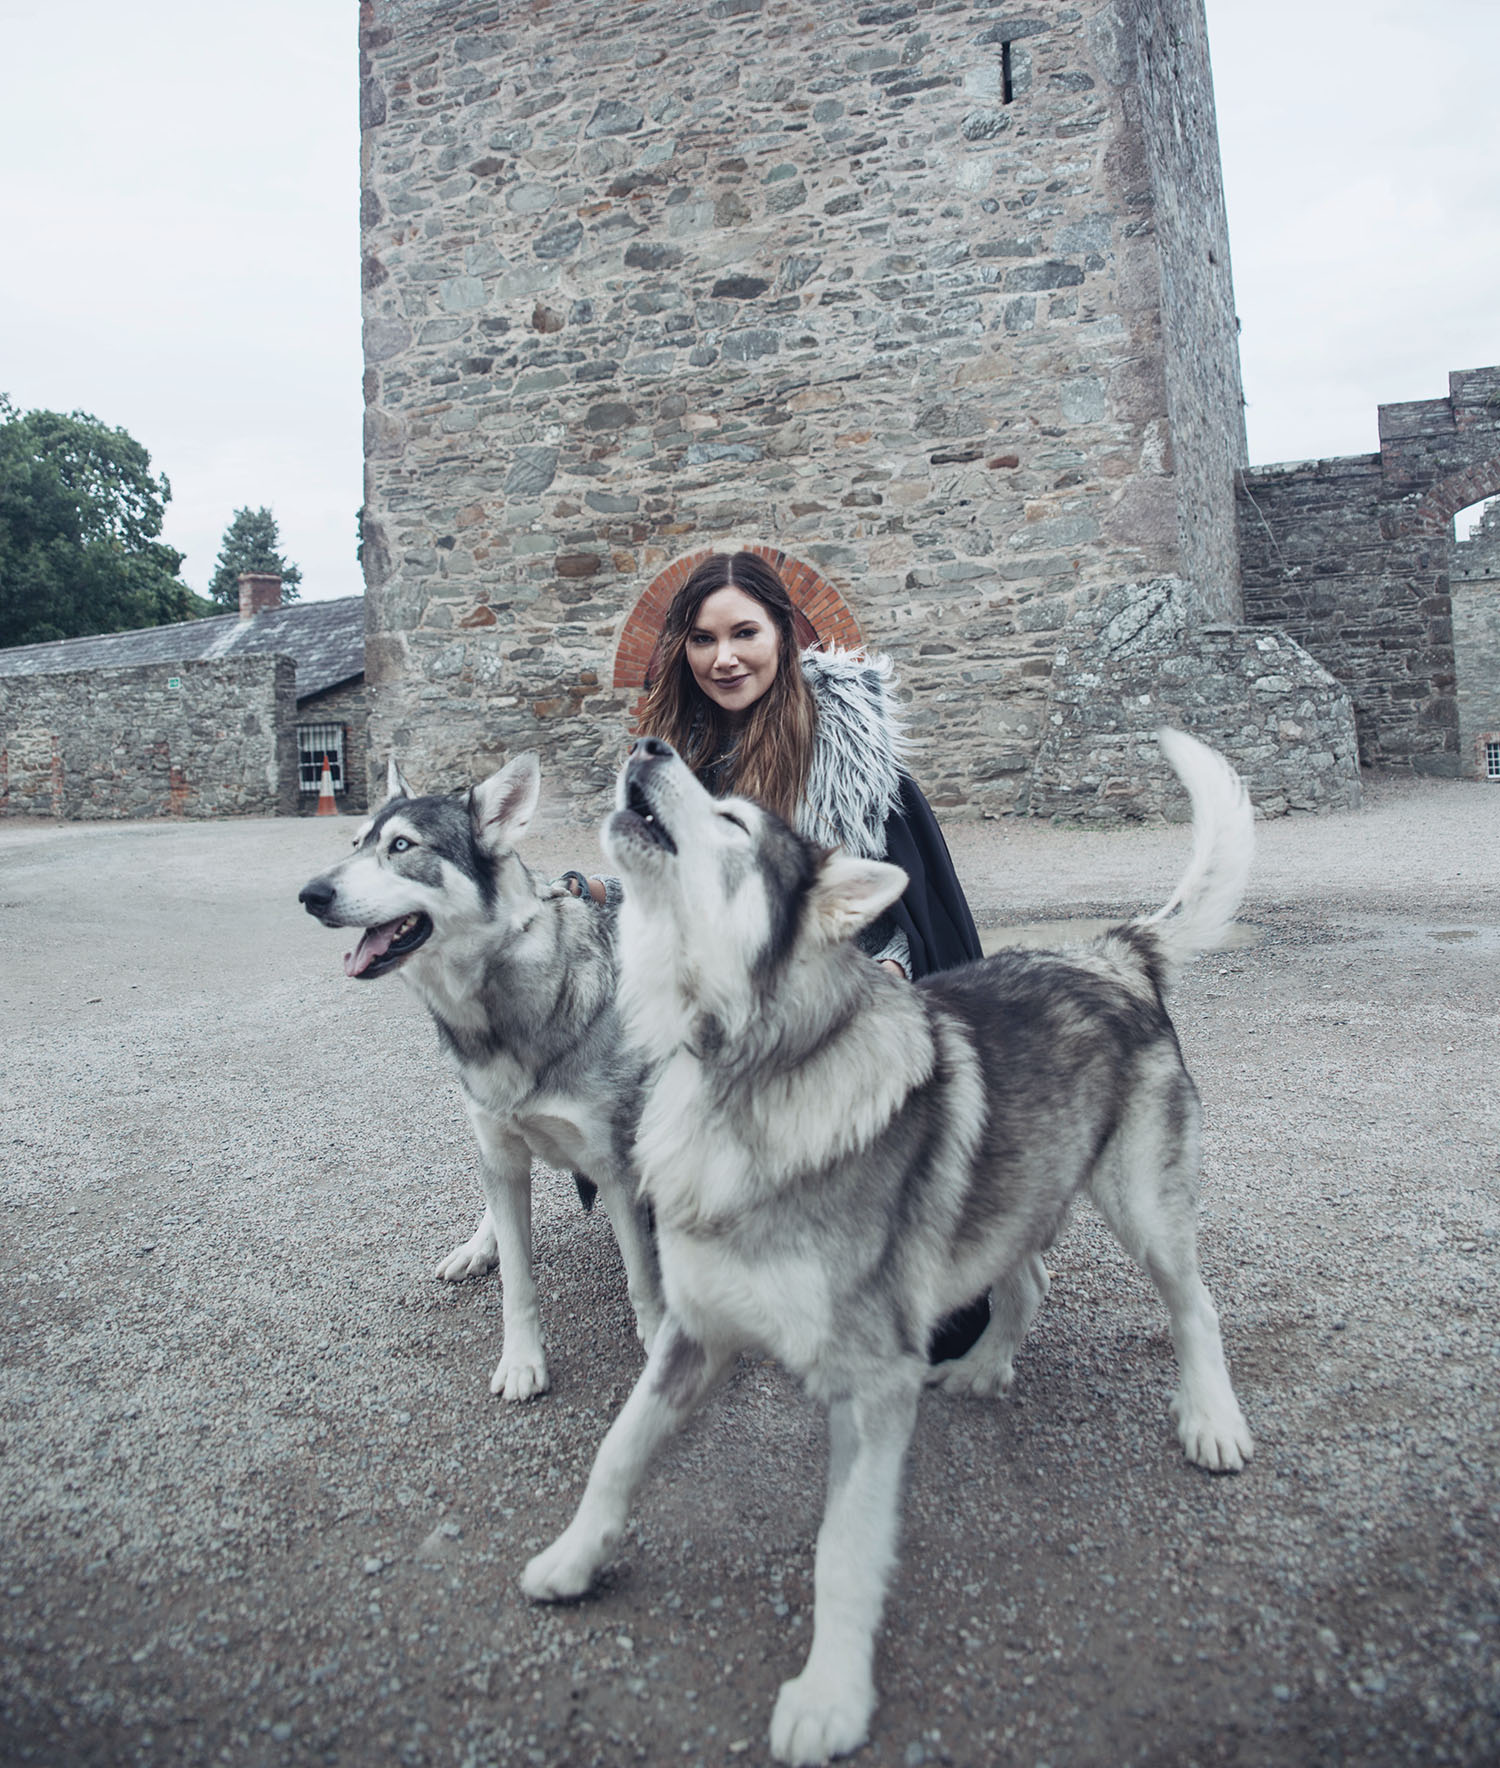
[298, 755, 661, 1400]
[523, 729, 1256, 1765]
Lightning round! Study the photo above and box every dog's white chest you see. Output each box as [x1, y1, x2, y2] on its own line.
[662, 1232, 830, 1368]
[461, 1050, 531, 1110]
[513, 1108, 595, 1171]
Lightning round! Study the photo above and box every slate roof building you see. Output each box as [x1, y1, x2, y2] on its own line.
[0, 575, 369, 819]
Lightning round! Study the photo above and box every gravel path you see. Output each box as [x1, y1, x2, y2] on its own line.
[1, 775, 1496, 1767]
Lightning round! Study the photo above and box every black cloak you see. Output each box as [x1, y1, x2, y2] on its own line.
[880, 772, 984, 980]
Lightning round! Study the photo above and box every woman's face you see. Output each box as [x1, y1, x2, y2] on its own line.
[685, 586, 782, 717]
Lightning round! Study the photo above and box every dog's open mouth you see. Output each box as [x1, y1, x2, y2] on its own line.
[344, 911, 432, 979]
[621, 775, 677, 854]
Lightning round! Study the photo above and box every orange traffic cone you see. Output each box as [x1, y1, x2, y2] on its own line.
[316, 756, 338, 816]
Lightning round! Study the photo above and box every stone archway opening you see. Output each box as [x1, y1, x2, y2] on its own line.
[1407, 455, 1500, 537]
[1454, 494, 1500, 544]
[1451, 490, 1500, 782]
[612, 545, 863, 691]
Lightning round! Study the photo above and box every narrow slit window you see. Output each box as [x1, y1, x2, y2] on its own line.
[1001, 40, 1014, 103]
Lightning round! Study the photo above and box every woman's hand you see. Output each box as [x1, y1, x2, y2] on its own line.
[879, 959, 908, 980]
[553, 871, 609, 905]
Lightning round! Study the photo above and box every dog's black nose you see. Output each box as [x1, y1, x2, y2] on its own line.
[630, 736, 672, 760]
[299, 878, 335, 917]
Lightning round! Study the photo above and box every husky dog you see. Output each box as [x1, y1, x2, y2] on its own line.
[298, 755, 662, 1400]
[522, 729, 1255, 1764]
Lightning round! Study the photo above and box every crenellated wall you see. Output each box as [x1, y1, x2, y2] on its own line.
[1238, 366, 1500, 776]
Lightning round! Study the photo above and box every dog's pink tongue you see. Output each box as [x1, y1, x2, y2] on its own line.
[345, 921, 400, 978]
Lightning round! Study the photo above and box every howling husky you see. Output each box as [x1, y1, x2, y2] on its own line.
[298, 755, 662, 1400]
[523, 729, 1256, 1765]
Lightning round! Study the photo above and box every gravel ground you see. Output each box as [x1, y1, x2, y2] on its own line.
[1, 775, 1496, 1768]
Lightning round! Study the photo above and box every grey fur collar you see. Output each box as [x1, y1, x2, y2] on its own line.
[797, 648, 904, 858]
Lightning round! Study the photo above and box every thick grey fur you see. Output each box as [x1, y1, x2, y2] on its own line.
[297, 755, 662, 1402]
[522, 728, 1255, 1765]
[796, 647, 904, 859]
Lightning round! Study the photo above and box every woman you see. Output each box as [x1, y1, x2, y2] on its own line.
[633, 550, 982, 979]
[575, 550, 990, 1358]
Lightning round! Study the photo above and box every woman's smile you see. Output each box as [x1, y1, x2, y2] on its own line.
[687, 587, 781, 715]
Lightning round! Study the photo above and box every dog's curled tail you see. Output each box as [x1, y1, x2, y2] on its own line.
[1143, 729, 1254, 976]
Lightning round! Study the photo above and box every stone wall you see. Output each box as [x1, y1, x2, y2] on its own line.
[1238, 366, 1500, 776]
[1128, 0, 1246, 614]
[1235, 454, 1435, 771]
[359, 0, 1247, 817]
[0, 657, 297, 820]
[1027, 578, 1360, 819]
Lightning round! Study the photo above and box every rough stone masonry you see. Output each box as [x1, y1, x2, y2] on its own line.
[358, 0, 1355, 819]
[0, 656, 296, 820]
[1238, 365, 1500, 779]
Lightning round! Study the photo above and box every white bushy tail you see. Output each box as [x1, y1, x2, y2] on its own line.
[1143, 729, 1255, 974]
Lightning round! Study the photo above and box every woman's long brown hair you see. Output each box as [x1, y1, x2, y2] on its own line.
[634, 552, 818, 824]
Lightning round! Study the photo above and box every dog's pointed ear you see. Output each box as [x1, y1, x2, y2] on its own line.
[807, 850, 909, 944]
[385, 755, 414, 801]
[470, 752, 541, 850]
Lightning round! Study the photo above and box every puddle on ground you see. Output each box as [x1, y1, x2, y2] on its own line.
[979, 918, 1265, 954]
[1297, 916, 1500, 956]
[977, 918, 1500, 958]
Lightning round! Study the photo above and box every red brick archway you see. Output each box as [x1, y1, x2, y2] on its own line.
[1404, 455, 1500, 535]
[612, 545, 863, 690]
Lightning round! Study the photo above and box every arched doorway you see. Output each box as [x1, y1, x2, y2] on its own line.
[1404, 455, 1500, 538]
[612, 545, 863, 690]
[1448, 486, 1500, 781]
[1389, 455, 1500, 775]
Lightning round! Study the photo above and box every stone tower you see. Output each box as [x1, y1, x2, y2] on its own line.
[358, 0, 1351, 816]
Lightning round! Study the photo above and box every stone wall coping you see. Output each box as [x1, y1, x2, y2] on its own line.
[1239, 455, 1381, 482]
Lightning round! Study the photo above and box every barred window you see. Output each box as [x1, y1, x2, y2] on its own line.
[298, 723, 346, 795]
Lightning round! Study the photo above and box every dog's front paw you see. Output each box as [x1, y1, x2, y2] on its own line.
[491, 1346, 550, 1402]
[434, 1224, 499, 1282]
[924, 1350, 1014, 1399]
[770, 1667, 874, 1766]
[1172, 1386, 1253, 1473]
[521, 1527, 605, 1603]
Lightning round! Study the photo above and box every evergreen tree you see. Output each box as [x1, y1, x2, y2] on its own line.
[206, 506, 303, 609]
[0, 397, 208, 648]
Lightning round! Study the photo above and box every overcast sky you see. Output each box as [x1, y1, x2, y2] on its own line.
[0, 1, 1496, 604]
[1206, 0, 1500, 490]
[0, 0, 361, 602]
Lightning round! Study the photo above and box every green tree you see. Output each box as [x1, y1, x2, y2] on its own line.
[0, 397, 208, 648]
[206, 506, 303, 609]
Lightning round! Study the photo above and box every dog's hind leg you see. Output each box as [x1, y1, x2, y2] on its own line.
[926, 1250, 1049, 1398]
[463, 1105, 549, 1401]
[1089, 1077, 1254, 1473]
[434, 1204, 499, 1282]
[522, 1316, 732, 1601]
[593, 1180, 664, 1352]
[770, 1374, 921, 1766]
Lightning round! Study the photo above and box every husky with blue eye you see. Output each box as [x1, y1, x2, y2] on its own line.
[522, 729, 1256, 1766]
[298, 754, 662, 1402]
